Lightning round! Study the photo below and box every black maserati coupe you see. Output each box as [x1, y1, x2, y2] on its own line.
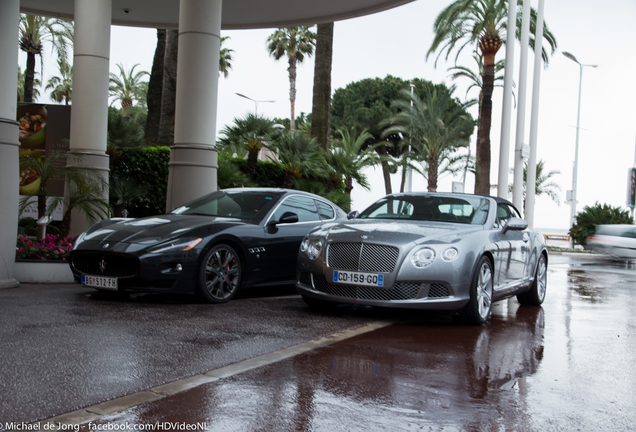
[69, 188, 347, 303]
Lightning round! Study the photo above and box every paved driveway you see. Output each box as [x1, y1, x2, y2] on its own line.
[2, 254, 636, 431]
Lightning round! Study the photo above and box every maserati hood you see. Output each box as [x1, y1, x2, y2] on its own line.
[78, 215, 245, 245]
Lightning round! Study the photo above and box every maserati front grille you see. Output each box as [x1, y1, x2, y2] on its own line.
[71, 252, 139, 278]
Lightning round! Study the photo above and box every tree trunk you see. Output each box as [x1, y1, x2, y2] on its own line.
[24, 52, 36, 103]
[310, 22, 334, 150]
[157, 29, 178, 147]
[344, 176, 353, 196]
[145, 29, 166, 147]
[376, 144, 392, 195]
[282, 171, 294, 189]
[246, 147, 259, 180]
[288, 55, 297, 130]
[474, 53, 496, 195]
[428, 154, 439, 192]
[58, 208, 72, 239]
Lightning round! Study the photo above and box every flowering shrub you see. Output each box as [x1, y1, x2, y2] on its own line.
[16, 234, 76, 261]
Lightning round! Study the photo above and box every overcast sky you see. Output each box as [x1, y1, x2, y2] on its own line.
[23, 0, 636, 230]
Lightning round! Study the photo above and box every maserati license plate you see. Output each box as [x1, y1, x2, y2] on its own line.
[82, 275, 118, 291]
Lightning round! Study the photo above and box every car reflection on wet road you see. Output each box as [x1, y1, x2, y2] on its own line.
[3, 255, 636, 431]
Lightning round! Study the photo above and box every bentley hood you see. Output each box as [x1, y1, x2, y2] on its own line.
[312, 219, 484, 247]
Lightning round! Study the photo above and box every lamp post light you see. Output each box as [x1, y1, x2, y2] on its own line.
[562, 51, 597, 229]
[236, 93, 274, 117]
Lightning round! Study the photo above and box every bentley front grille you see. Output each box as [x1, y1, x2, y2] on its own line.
[312, 275, 421, 301]
[71, 252, 139, 278]
[327, 242, 399, 273]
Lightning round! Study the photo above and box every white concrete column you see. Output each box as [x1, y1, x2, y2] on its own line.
[525, 0, 546, 228]
[512, 0, 532, 211]
[69, 0, 112, 235]
[497, 0, 517, 199]
[0, 0, 20, 289]
[166, 0, 222, 211]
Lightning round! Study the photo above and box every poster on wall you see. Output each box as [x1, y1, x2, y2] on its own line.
[17, 103, 71, 220]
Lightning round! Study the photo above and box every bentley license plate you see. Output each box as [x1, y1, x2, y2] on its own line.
[332, 270, 384, 287]
[82, 275, 118, 290]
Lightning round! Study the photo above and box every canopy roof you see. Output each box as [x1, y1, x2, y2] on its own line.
[20, 0, 415, 29]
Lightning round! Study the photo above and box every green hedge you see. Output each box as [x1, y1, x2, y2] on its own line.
[111, 146, 170, 217]
[110, 149, 347, 216]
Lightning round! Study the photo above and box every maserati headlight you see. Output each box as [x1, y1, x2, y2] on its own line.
[441, 247, 459, 262]
[148, 238, 202, 254]
[302, 238, 324, 260]
[411, 247, 436, 268]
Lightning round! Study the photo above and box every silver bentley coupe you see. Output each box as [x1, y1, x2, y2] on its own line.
[296, 192, 548, 324]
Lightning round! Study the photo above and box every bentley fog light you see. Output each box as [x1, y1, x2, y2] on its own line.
[441, 247, 459, 262]
[411, 247, 436, 268]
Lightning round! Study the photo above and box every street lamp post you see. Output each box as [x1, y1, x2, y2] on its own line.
[562, 51, 597, 228]
[236, 93, 274, 117]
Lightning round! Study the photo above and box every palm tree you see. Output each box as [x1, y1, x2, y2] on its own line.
[109, 63, 149, 109]
[48, 179, 111, 238]
[17, 66, 41, 102]
[427, 0, 557, 195]
[509, 159, 560, 211]
[19, 151, 103, 238]
[267, 26, 316, 130]
[447, 53, 512, 131]
[45, 57, 73, 105]
[310, 22, 334, 149]
[19, 14, 73, 103]
[107, 107, 145, 150]
[217, 114, 280, 180]
[269, 131, 327, 189]
[219, 36, 234, 78]
[382, 85, 476, 192]
[329, 127, 378, 196]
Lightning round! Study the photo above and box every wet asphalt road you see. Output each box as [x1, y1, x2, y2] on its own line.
[1, 254, 636, 431]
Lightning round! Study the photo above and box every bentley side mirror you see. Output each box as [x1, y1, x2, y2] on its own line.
[502, 217, 528, 235]
[347, 210, 360, 220]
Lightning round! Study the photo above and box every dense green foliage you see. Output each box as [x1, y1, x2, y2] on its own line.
[569, 203, 634, 246]
[110, 146, 170, 217]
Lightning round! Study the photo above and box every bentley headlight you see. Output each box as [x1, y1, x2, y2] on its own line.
[441, 247, 459, 262]
[411, 247, 436, 268]
[148, 238, 202, 254]
[303, 238, 324, 260]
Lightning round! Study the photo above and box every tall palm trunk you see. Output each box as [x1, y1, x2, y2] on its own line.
[344, 177, 354, 196]
[246, 145, 260, 180]
[428, 154, 439, 192]
[24, 52, 37, 102]
[376, 144, 392, 195]
[157, 30, 178, 147]
[474, 36, 501, 195]
[310, 23, 334, 150]
[287, 56, 297, 130]
[145, 29, 166, 146]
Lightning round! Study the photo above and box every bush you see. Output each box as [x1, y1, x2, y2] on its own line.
[16, 234, 75, 261]
[569, 202, 634, 246]
[110, 146, 170, 217]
